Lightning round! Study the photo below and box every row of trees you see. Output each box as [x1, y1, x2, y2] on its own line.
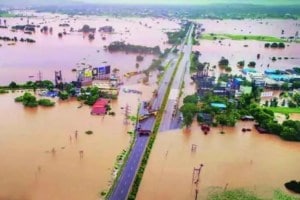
[265, 42, 285, 48]
[0, 36, 36, 43]
[190, 51, 205, 73]
[2, 80, 54, 91]
[107, 41, 161, 55]
[166, 21, 191, 45]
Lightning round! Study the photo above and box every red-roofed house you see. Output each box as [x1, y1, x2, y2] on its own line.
[91, 98, 109, 115]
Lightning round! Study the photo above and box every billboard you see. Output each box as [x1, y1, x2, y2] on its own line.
[97, 65, 111, 75]
[78, 65, 111, 82]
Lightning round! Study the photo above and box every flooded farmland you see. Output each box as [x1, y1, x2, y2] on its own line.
[0, 12, 179, 85]
[137, 121, 300, 200]
[191, 19, 300, 77]
[195, 19, 300, 37]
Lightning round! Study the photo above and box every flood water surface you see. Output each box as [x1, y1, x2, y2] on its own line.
[0, 83, 155, 200]
[137, 121, 300, 200]
[0, 13, 179, 85]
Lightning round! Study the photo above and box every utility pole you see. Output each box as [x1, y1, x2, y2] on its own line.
[123, 104, 131, 125]
[38, 71, 42, 82]
[191, 144, 197, 152]
[192, 163, 204, 200]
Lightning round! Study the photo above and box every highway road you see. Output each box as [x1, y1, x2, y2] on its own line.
[109, 34, 186, 200]
[159, 25, 194, 132]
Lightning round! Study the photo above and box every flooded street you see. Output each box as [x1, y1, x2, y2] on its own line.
[137, 121, 300, 200]
[0, 83, 154, 200]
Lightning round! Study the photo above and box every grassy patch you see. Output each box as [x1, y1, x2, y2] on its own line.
[208, 189, 261, 200]
[201, 33, 288, 43]
[0, 89, 9, 94]
[267, 107, 300, 114]
[0, 12, 15, 17]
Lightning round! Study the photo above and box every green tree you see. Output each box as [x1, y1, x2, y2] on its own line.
[293, 93, 300, 106]
[281, 83, 289, 91]
[216, 114, 228, 132]
[248, 61, 256, 67]
[58, 91, 69, 100]
[9, 81, 18, 89]
[183, 94, 198, 104]
[183, 112, 194, 128]
[292, 81, 300, 89]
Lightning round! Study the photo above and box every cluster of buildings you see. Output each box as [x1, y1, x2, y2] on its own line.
[242, 67, 300, 89]
[192, 63, 300, 101]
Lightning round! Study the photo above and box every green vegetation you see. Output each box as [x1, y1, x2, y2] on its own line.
[265, 42, 287, 48]
[267, 107, 300, 114]
[157, 60, 172, 84]
[208, 189, 260, 200]
[37, 99, 55, 107]
[0, 80, 54, 91]
[0, 11, 15, 17]
[107, 41, 161, 55]
[243, 99, 300, 141]
[166, 22, 191, 45]
[190, 51, 204, 73]
[15, 92, 55, 107]
[180, 94, 200, 127]
[208, 189, 298, 200]
[144, 59, 163, 74]
[128, 53, 184, 200]
[273, 190, 299, 200]
[218, 57, 229, 69]
[201, 33, 287, 43]
[0, 89, 8, 94]
[77, 87, 117, 106]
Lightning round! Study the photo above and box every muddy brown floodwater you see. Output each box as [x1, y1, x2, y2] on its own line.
[194, 19, 300, 37]
[137, 121, 300, 200]
[0, 83, 154, 200]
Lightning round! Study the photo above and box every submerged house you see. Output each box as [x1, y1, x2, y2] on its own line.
[91, 98, 110, 115]
[99, 26, 114, 33]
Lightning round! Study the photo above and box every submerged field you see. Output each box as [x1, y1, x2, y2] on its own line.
[0, 11, 179, 85]
[137, 121, 300, 200]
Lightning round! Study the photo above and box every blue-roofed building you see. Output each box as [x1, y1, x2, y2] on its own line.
[210, 102, 227, 109]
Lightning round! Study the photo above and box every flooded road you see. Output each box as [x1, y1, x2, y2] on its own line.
[137, 121, 300, 200]
[0, 83, 155, 200]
